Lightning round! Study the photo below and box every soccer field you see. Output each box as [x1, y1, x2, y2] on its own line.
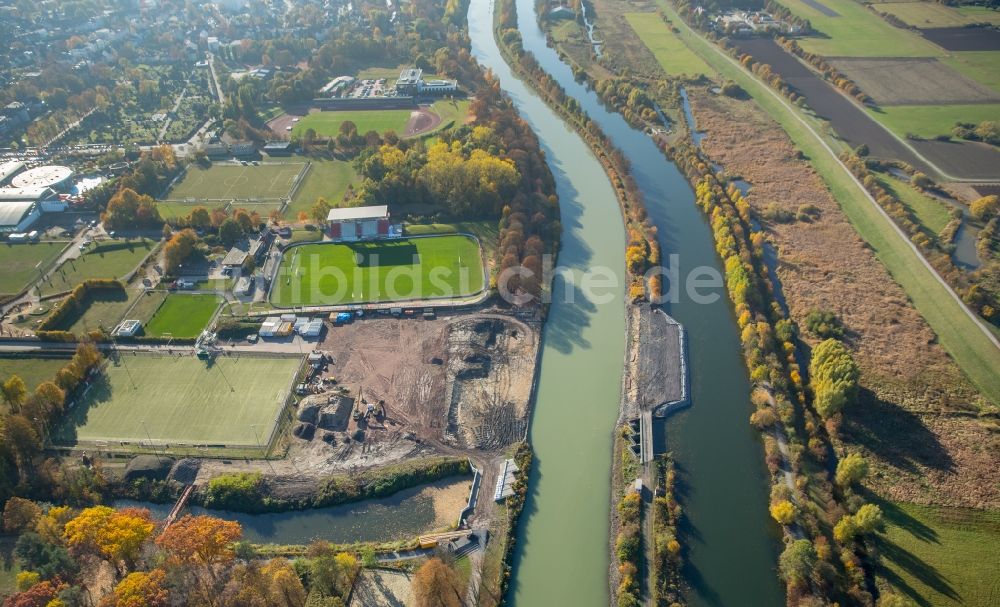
[291, 109, 412, 139]
[165, 163, 307, 202]
[144, 293, 221, 338]
[56, 355, 301, 448]
[269, 235, 485, 307]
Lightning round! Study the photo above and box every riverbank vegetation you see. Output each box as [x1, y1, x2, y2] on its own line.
[496, 0, 661, 301]
[0, 497, 369, 607]
[200, 458, 471, 513]
[651, 455, 682, 606]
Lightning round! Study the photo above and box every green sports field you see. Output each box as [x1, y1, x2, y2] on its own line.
[165, 163, 306, 202]
[292, 109, 413, 139]
[143, 293, 221, 338]
[269, 235, 485, 307]
[39, 240, 155, 297]
[56, 355, 300, 447]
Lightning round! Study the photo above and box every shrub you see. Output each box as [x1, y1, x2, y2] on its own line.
[804, 309, 844, 339]
[970, 195, 999, 222]
[762, 202, 794, 223]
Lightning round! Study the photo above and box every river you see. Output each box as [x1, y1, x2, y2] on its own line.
[469, 0, 785, 605]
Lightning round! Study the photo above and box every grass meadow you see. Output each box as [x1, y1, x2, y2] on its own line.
[0, 242, 68, 297]
[56, 355, 299, 447]
[875, 2, 1000, 28]
[774, 0, 942, 57]
[39, 240, 154, 297]
[624, 13, 715, 77]
[292, 109, 413, 139]
[876, 501, 1000, 607]
[269, 235, 484, 307]
[0, 357, 71, 394]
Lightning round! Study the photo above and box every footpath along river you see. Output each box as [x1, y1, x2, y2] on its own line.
[469, 0, 786, 605]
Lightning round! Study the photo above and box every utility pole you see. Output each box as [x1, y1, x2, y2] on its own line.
[141, 419, 166, 464]
[251, 424, 275, 473]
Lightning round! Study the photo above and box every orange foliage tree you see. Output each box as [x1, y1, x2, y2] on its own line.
[155, 515, 242, 565]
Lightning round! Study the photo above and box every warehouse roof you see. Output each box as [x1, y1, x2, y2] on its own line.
[0, 200, 36, 227]
[327, 205, 389, 222]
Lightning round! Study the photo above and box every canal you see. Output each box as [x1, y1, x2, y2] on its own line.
[470, 0, 786, 605]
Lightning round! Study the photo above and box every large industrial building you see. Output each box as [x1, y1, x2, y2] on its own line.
[0, 162, 73, 235]
[327, 205, 391, 241]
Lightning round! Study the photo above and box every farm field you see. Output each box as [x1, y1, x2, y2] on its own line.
[876, 501, 1000, 607]
[774, 0, 942, 56]
[870, 104, 1000, 140]
[658, 0, 1000, 404]
[0, 357, 70, 393]
[623, 13, 715, 76]
[269, 235, 484, 307]
[875, 2, 1000, 28]
[829, 58, 1000, 106]
[291, 109, 413, 139]
[143, 293, 221, 338]
[286, 158, 359, 218]
[55, 355, 300, 447]
[39, 240, 154, 297]
[0, 242, 67, 297]
[165, 162, 306, 202]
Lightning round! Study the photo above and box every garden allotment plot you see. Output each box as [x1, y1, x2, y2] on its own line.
[269, 235, 485, 306]
[165, 163, 307, 202]
[56, 355, 300, 449]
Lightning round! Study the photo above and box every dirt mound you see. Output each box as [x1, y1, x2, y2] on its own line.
[170, 459, 201, 485]
[124, 455, 174, 482]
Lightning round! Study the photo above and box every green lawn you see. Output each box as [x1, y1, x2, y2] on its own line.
[624, 13, 715, 77]
[659, 0, 1000, 406]
[39, 240, 155, 297]
[143, 293, 221, 338]
[0, 242, 68, 297]
[0, 357, 70, 392]
[166, 163, 306, 202]
[269, 235, 485, 307]
[868, 103, 1000, 139]
[774, 0, 942, 57]
[55, 355, 300, 447]
[876, 501, 1000, 607]
[57, 288, 141, 336]
[292, 110, 413, 139]
[287, 158, 359, 218]
[876, 174, 954, 235]
[404, 220, 500, 261]
[428, 98, 472, 133]
[876, 2, 1000, 28]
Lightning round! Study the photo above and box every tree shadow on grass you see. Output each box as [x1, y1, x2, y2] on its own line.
[875, 535, 960, 605]
[863, 492, 939, 545]
[839, 387, 954, 475]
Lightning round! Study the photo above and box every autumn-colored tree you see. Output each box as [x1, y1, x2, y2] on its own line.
[111, 569, 169, 607]
[262, 559, 306, 607]
[970, 195, 999, 221]
[412, 558, 464, 607]
[778, 539, 815, 588]
[835, 452, 868, 488]
[233, 208, 253, 232]
[769, 500, 796, 526]
[31, 382, 65, 418]
[2, 497, 41, 534]
[63, 506, 154, 566]
[809, 338, 859, 420]
[311, 198, 331, 224]
[34, 506, 74, 544]
[3, 415, 42, 477]
[102, 188, 162, 231]
[2, 375, 27, 413]
[163, 229, 199, 274]
[187, 206, 211, 229]
[155, 515, 242, 565]
[218, 219, 243, 248]
[3, 579, 65, 607]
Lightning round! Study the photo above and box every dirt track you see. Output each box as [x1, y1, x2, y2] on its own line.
[404, 106, 442, 136]
[733, 38, 1000, 180]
